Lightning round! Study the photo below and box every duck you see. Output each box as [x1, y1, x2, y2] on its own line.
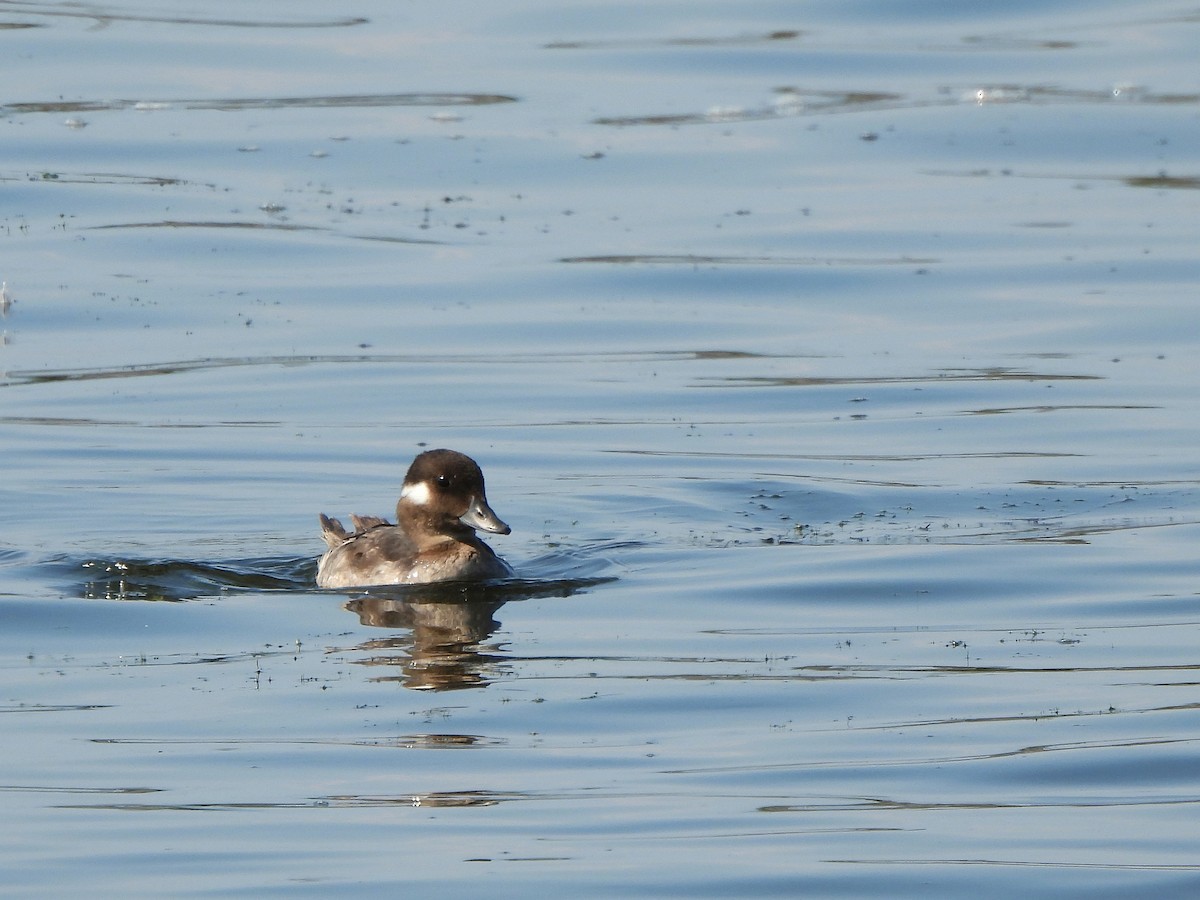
[316, 448, 512, 588]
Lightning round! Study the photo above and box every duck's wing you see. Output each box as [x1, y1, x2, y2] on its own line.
[350, 514, 391, 532]
[318, 513, 352, 549]
[338, 525, 418, 564]
[319, 512, 395, 549]
[317, 522, 422, 588]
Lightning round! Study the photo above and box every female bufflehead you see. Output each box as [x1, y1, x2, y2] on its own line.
[316, 449, 511, 588]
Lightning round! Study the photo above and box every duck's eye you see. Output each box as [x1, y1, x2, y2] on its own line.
[435, 474, 451, 489]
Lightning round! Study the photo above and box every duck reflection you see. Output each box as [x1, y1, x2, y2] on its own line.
[343, 587, 507, 691]
[338, 575, 613, 692]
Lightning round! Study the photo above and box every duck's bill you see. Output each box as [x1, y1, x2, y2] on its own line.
[461, 496, 511, 535]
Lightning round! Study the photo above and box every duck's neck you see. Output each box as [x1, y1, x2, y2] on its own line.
[396, 499, 474, 549]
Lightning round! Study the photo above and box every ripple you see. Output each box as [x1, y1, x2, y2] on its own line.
[2, 92, 517, 116]
[561, 254, 936, 266]
[545, 29, 803, 50]
[0, 5, 367, 29]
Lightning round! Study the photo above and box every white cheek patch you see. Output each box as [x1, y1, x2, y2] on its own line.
[400, 480, 432, 506]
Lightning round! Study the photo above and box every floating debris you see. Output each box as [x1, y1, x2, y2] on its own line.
[1111, 83, 1146, 100]
[966, 87, 1017, 104]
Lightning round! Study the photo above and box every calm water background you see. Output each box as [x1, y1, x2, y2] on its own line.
[3, 1, 1200, 896]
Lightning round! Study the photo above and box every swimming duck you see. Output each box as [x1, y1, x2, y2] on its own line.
[316, 448, 512, 588]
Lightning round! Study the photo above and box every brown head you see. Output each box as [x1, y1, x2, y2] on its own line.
[396, 448, 511, 542]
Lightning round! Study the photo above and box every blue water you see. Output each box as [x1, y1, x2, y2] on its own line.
[3, 1, 1200, 896]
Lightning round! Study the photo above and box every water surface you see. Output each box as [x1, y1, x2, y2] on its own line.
[3, 1, 1200, 896]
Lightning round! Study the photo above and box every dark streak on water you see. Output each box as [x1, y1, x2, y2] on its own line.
[2, 93, 518, 116]
[0, 3, 367, 29]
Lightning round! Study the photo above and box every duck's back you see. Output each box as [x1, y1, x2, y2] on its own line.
[316, 524, 419, 588]
[316, 523, 511, 588]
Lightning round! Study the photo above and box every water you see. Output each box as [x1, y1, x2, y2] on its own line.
[3, 1, 1200, 896]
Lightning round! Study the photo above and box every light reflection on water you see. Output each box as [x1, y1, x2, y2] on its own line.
[2, 0, 1200, 896]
